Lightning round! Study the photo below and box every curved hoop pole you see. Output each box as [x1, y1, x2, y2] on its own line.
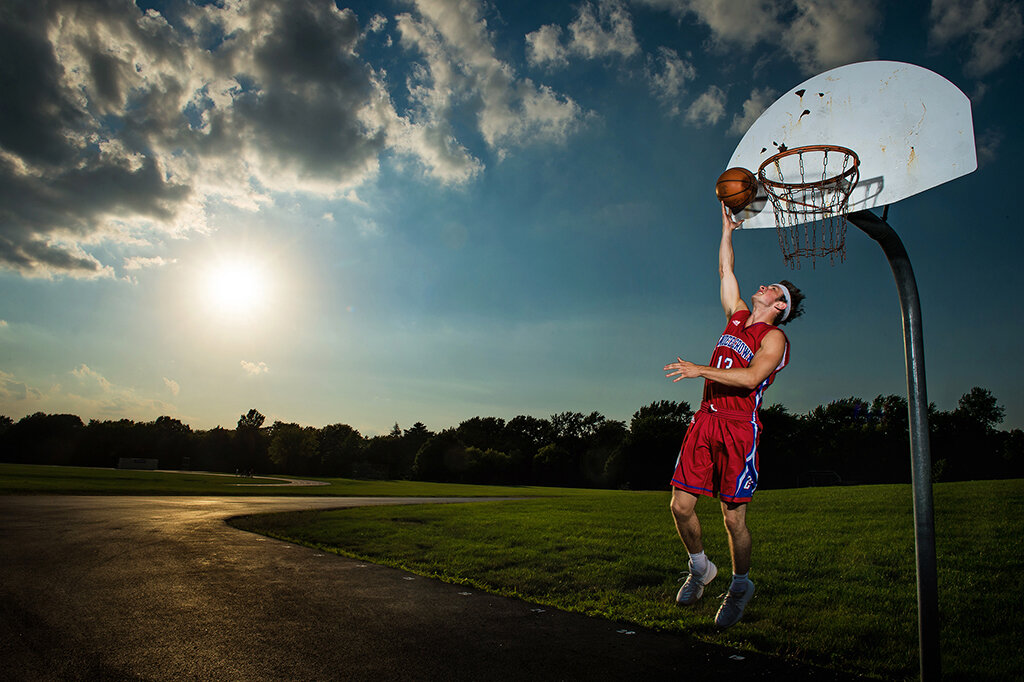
[847, 209, 940, 681]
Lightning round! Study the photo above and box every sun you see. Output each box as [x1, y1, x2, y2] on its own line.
[201, 257, 271, 320]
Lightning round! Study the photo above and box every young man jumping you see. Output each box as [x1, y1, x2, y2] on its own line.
[663, 202, 805, 629]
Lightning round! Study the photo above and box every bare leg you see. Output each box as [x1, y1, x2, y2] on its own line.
[669, 489, 703, 553]
[720, 500, 751, 574]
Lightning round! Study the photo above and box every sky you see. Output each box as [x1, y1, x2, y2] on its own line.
[1, 0, 1022, 435]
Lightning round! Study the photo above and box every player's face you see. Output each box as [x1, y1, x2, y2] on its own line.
[753, 284, 783, 304]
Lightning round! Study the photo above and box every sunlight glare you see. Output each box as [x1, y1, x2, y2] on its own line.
[202, 257, 270, 320]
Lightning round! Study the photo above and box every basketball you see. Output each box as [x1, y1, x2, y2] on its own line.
[715, 167, 757, 210]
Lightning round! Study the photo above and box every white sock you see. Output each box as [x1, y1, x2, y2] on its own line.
[731, 572, 750, 591]
[688, 551, 709, 575]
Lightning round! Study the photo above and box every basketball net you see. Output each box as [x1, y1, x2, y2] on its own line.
[757, 145, 859, 268]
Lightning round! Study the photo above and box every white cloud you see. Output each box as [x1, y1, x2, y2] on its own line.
[729, 87, 777, 135]
[686, 86, 727, 126]
[636, 0, 879, 73]
[72, 364, 114, 393]
[930, 0, 1024, 77]
[645, 47, 697, 116]
[527, 0, 639, 68]
[0, 369, 42, 402]
[526, 24, 568, 68]
[241, 360, 269, 376]
[163, 377, 180, 396]
[568, 0, 640, 60]
[635, 0, 784, 49]
[124, 256, 175, 271]
[396, 0, 586, 160]
[784, 0, 879, 72]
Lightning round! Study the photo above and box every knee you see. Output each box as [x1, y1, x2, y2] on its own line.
[722, 513, 747, 536]
[670, 493, 696, 521]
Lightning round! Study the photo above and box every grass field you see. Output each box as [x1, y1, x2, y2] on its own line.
[228, 480, 1024, 681]
[0, 463, 566, 497]
[3, 464, 1020, 679]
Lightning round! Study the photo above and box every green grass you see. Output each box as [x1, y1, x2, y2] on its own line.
[0, 463, 570, 497]
[229, 480, 1024, 681]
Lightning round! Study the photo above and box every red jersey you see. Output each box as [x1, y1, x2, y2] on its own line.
[702, 310, 789, 417]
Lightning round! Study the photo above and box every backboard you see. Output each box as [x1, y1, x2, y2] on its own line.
[727, 61, 977, 229]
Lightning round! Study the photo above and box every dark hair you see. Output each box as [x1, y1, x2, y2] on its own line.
[776, 279, 805, 326]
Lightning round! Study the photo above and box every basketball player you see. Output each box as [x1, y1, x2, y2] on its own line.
[663, 202, 804, 629]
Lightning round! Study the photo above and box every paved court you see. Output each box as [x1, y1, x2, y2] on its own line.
[0, 496, 860, 680]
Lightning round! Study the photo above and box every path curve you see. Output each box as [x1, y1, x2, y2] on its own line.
[0, 495, 858, 681]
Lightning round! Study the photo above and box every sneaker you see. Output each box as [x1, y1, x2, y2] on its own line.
[675, 559, 718, 605]
[714, 579, 755, 629]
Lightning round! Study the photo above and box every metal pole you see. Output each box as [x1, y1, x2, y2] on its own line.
[847, 209, 940, 680]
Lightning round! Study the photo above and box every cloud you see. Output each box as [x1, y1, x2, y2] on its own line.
[395, 0, 586, 161]
[729, 87, 778, 135]
[72, 364, 114, 393]
[784, 0, 880, 72]
[526, 24, 569, 68]
[567, 0, 640, 60]
[527, 0, 639, 67]
[0, 0, 392, 278]
[163, 377, 180, 396]
[635, 0, 784, 49]
[241, 360, 269, 376]
[124, 256, 175, 271]
[1, 0, 586, 279]
[0, 369, 42, 402]
[930, 0, 1024, 77]
[686, 86, 727, 126]
[645, 47, 697, 117]
[636, 0, 879, 73]
[66, 364, 173, 418]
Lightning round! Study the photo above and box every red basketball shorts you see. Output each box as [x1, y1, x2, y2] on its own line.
[671, 408, 761, 503]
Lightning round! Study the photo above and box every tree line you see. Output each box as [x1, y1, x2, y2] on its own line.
[1, 387, 1020, 490]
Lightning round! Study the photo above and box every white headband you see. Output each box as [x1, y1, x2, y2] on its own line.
[773, 282, 792, 322]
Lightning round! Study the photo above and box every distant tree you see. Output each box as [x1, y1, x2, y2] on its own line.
[268, 422, 319, 475]
[956, 387, 1004, 432]
[235, 409, 269, 474]
[195, 427, 234, 472]
[465, 446, 512, 484]
[5, 413, 84, 465]
[238, 409, 266, 430]
[605, 401, 691, 490]
[456, 417, 506, 450]
[533, 443, 575, 487]
[148, 416, 194, 469]
[505, 415, 552, 483]
[933, 387, 1006, 481]
[758, 404, 804, 489]
[580, 419, 627, 487]
[412, 429, 466, 482]
[318, 423, 363, 477]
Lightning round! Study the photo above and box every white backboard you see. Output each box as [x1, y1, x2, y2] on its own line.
[727, 61, 977, 229]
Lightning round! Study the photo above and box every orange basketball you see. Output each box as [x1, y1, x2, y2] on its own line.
[715, 167, 757, 210]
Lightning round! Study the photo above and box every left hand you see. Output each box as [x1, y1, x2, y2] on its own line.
[664, 357, 702, 382]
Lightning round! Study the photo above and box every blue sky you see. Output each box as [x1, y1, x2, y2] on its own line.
[1, 0, 1022, 434]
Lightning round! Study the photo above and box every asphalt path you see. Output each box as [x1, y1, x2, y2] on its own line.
[0, 495, 863, 681]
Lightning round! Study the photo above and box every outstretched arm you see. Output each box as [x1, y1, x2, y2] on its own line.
[664, 329, 786, 390]
[719, 202, 748, 318]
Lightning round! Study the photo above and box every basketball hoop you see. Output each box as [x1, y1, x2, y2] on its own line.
[757, 144, 860, 268]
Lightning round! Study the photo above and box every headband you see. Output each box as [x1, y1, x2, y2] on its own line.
[773, 282, 792, 322]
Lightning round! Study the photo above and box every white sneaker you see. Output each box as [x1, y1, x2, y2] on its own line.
[675, 559, 718, 605]
[714, 579, 755, 628]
